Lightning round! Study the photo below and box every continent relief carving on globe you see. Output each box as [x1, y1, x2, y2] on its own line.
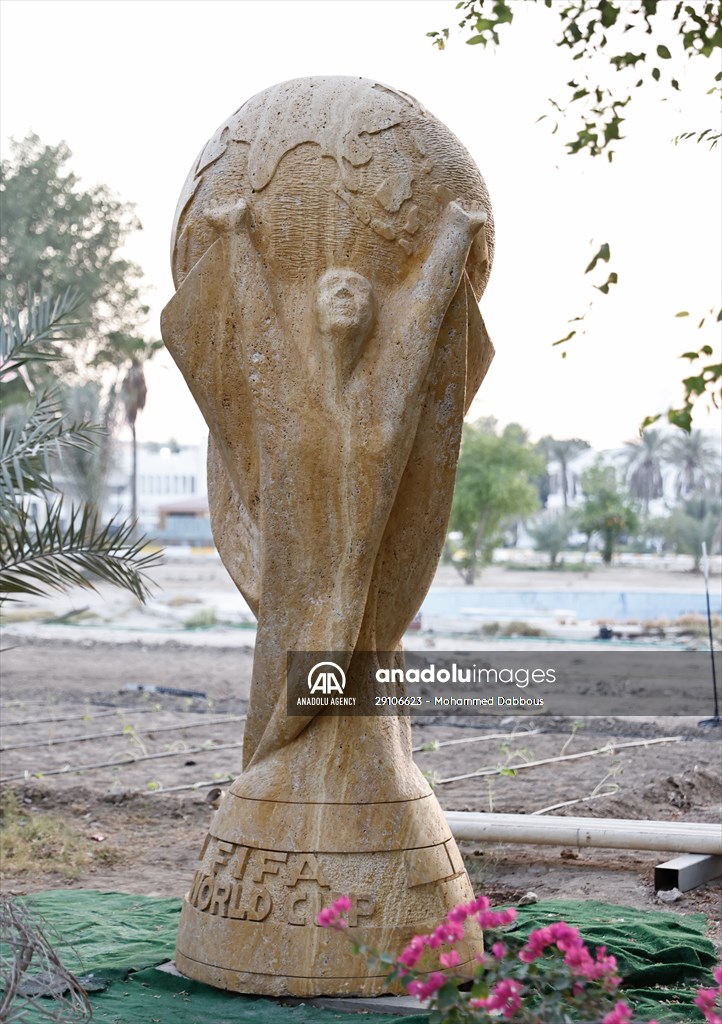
[161, 75, 495, 997]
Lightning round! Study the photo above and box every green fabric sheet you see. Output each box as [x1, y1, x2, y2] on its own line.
[505, 899, 718, 1021]
[5, 890, 718, 1023]
[11, 890, 427, 1024]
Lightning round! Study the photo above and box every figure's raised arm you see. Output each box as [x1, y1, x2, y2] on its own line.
[203, 198, 284, 392]
[405, 200, 486, 341]
[367, 200, 487, 409]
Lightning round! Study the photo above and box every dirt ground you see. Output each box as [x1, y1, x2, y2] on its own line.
[1, 559, 721, 953]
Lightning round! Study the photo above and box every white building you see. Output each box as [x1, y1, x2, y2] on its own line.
[106, 440, 211, 542]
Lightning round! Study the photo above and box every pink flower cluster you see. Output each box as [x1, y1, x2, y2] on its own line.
[695, 964, 722, 1024]
[316, 895, 351, 931]
[392, 895, 519, 1003]
[469, 977, 523, 1020]
[600, 1002, 659, 1024]
[406, 971, 447, 1001]
[519, 920, 620, 990]
[397, 894, 517, 972]
[319, 891, 720, 1024]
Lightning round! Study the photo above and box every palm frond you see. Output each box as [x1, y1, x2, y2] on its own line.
[0, 389, 101, 508]
[0, 502, 162, 604]
[0, 288, 86, 381]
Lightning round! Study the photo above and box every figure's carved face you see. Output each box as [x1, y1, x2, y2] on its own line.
[315, 269, 375, 340]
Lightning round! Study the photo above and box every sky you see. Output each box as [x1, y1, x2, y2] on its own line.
[1, 0, 720, 450]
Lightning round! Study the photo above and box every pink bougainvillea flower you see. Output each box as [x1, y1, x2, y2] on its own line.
[398, 934, 428, 969]
[470, 978, 523, 1020]
[696, 983, 722, 1024]
[601, 1001, 633, 1024]
[491, 941, 507, 960]
[407, 971, 446, 1001]
[476, 907, 517, 929]
[448, 904, 470, 925]
[518, 920, 619, 989]
[439, 949, 461, 968]
[316, 895, 352, 931]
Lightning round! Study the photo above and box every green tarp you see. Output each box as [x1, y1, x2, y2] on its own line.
[506, 899, 718, 1021]
[5, 890, 718, 1022]
[10, 891, 427, 1024]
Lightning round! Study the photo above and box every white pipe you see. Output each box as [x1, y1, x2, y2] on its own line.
[445, 812, 722, 855]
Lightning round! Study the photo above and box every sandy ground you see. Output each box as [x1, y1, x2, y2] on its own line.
[1, 558, 720, 952]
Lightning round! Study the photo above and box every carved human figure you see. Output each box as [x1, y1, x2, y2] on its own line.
[314, 268, 375, 380]
[194, 194, 486, 766]
[161, 75, 495, 998]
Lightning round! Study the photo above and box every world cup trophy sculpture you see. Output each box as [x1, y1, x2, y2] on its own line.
[161, 76, 495, 996]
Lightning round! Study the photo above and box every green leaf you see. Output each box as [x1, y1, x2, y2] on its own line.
[0, 390, 100, 508]
[600, 1, 619, 28]
[595, 271, 619, 294]
[640, 414, 662, 430]
[667, 407, 692, 432]
[434, 982, 462, 1010]
[657, 44, 672, 58]
[0, 288, 86, 381]
[585, 242, 611, 273]
[652, 66, 661, 80]
[675, 310, 690, 317]
[681, 374, 707, 396]
[552, 330, 577, 346]
[0, 502, 161, 604]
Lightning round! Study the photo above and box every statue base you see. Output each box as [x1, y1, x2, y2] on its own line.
[175, 771, 482, 996]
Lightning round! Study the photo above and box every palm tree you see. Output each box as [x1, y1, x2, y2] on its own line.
[576, 460, 639, 564]
[623, 429, 668, 516]
[58, 380, 119, 513]
[537, 437, 590, 508]
[666, 430, 720, 498]
[120, 358, 147, 523]
[0, 289, 160, 604]
[527, 512, 572, 567]
[660, 489, 722, 571]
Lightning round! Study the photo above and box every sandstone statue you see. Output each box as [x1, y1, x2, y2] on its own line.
[161, 75, 495, 997]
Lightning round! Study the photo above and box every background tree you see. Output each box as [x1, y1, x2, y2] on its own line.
[537, 436, 590, 508]
[448, 421, 543, 583]
[57, 381, 119, 514]
[576, 459, 640, 564]
[120, 358, 148, 523]
[0, 135, 149, 379]
[0, 290, 159, 603]
[429, 1, 722, 425]
[666, 428, 720, 497]
[623, 428, 668, 516]
[1, 135, 162, 521]
[527, 512, 573, 568]
[659, 490, 722, 571]
[430, 2, 721, 159]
